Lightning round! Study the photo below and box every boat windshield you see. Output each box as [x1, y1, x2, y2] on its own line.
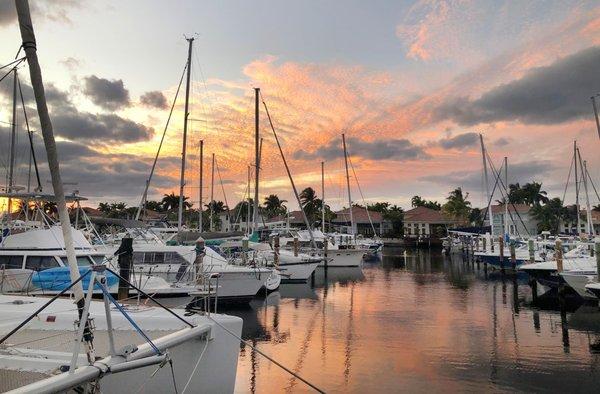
[60, 256, 93, 266]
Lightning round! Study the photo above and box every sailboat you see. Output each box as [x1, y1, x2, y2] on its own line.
[0, 2, 242, 391]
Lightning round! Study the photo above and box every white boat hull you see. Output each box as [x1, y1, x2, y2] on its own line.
[278, 262, 320, 281]
[560, 272, 596, 299]
[317, 249, 364, 267]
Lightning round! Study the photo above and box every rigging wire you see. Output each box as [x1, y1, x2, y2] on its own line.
[135, 60, 188, 220]
[561, 152, 574, 204]
[18, 74, 41, 191]
[346, 153, 378, 237]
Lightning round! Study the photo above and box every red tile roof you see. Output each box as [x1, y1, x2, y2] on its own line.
[489, 204, 531, 215]
[404, 206, 457, 224]
[334, 206, 383, 223]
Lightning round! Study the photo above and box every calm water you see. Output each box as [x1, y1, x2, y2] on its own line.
[226, 247, 600, 393]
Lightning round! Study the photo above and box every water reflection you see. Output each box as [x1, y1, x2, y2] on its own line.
[230, 247, 600, 393]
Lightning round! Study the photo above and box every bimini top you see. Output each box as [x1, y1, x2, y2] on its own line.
[2, 226, 94, 251]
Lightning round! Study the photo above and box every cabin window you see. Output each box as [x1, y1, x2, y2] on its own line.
[26, 256, 60, 271]
[0, 255, 24, 269]
[90, 255, 106, 265]
[60, 256, 92, 266]
[165, 252, 187, 265]
[133, 252, 145, 264]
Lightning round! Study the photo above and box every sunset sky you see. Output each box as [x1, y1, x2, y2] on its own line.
[0, 0, 599, 211]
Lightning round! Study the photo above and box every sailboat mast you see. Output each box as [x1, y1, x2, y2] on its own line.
[178, 37, 194, 232]
[210, 153, 215, 231]
[15, 0, 84, 300]
[8, 68, 17, 213]
[592, 96, 600, 140]
[253, 87, 260, 232]
[480, 134, 494, 238]
[198, 140, 203, 232]
[577, 148, 594, 235]
[342, 134, 354, 239]
[321, 161, 325, 232]
[574, 140, 580, 235]
[504, 157, 508, 237]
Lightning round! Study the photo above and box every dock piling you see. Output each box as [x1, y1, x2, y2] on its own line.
[556, 239, 563, 273]
[117, 237, 133, 301]
[528, 239, 535, 264]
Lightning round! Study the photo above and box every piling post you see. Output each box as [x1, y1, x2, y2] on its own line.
[555, 239, 563, 273]
[595, 241, 600, 281]
[293, 236, 299, 257]
[528, 239, 535, 264]
[274, 235, 280, 269]
[194, 238, 205, 285]
[499, 236, 504, 271]
[476, 237, 480, 252]
[510, 241, 516, 270]
[117, 237, 133, 301]
[242, 237, 249, 265]
[482, 237, 487, 253]
[323, 236, 328, 268]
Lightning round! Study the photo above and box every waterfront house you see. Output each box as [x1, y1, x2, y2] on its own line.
[483, 204, 538, 237]
[403, 206, 459, 237]
[331, 206, 392, 236]
[559, 209, 600, 235]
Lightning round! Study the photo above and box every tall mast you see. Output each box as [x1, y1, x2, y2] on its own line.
[592, 95, 600, 140]
[198, 140, 203, 232]
[8, 68, 17, 213]
[178, 37, 194, 232]
[246, 165, 251, 234]
[321, 161, 325, 233]
[253, 87, 260, 232]
[342, 134, 354, 239]
[15, 0, 84, 300]
[480, 134, 494, 238]
[209, 153, 215, 231]
[574, 140, 580, 235]
[578, 151, 595, 236]
[503, 157, 508, 237]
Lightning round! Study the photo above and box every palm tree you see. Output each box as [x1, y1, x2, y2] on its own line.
[300, 187, 321, 223]
[521, 182, 549, 206]
[531, 197, 567, 233]
[442, 187, 471, 224]
[263, 194, 287, 218]
[161, 193, 191, 211]
[205, 200, 226, 213]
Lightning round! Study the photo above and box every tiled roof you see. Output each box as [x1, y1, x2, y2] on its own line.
[489, 204, 531, 215]
[333, 206, 384, 223]
[404, 206, 457, 223]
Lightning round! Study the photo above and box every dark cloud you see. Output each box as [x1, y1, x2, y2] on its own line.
[421, 160, 557, 192]
[439, 132, 479, 150]
[53, 109, 154, 143]
[4, 131, 174, 201]
[435, 46, 600, 126]
[83, 75, 130, 110]
[140, 91, 168, 109]
[0, 80, 152, 143]
[0, 1, 80, 27]
[0, 2, 15, 26]
[294, 136, 429, 161]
